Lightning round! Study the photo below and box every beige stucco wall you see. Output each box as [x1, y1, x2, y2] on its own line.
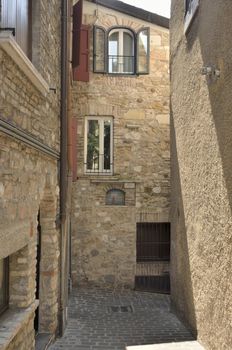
[170, 1, 232, 349]
[71, 1, 170, 287]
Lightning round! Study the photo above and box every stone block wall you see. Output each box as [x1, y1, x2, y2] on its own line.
[170, 0, 232, 349]
[71, 1, 170, 288]
[0, 0, 62, 348]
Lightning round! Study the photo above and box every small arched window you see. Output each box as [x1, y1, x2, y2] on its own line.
[106, 189, 125, 206]
[108, 28, 134, 74]
[93, 26, 150, 75]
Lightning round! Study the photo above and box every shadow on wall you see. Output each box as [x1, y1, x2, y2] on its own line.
[170, 113, 197, 337]
[179, 0, 232, 348]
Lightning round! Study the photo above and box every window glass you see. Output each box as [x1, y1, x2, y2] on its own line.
[94, 27, 106, 72]
[184, 0, 199, 33]
[109, 32, 119, 73]
[137, 29, 149, 74]
[104, 120, 111, 170]
[106, 189, 125, 205]
[123, 32, 133, 73]
[87, 120, 99, 171]
[108, 29, 134, 74]
[85, 117, 113, 174]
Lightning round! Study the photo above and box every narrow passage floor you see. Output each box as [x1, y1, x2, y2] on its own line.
[49, 287, 202, 350]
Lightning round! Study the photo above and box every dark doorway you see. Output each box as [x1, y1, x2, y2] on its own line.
[35, 210, 41, 333]
[135, 222, 170, 294]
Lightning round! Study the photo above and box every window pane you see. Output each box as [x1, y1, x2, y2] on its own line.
[123, 32, 133, 56]
[137, 29, 149, 74]
[109, 32, 119, 73]
[106, 189, 125, 205]
[123, 32, 134, 73]
[87, 120, 99, 171]
[104, 120, 111, 170]
[94, 27, 105, 72]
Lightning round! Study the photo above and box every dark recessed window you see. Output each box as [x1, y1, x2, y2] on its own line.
[106, 189, 125, 206]
[184, 0, 199, 33]
[0, 257, 9, 315]
[93, 26, 150, 75]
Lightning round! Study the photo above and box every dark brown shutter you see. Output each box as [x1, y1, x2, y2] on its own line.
[1, 0, 30, 56]
[73, 25, 89, 82]
[72, 118, 78, 182]
[72, 0, 83, 68]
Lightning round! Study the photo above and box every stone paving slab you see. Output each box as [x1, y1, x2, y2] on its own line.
[49, 287, 196, 350]
[126, 341, 205, 350]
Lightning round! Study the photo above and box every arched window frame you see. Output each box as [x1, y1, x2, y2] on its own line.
[93, 25, 150, 75]
[105, 188, 126, 206]
[107, 27, 135, 75]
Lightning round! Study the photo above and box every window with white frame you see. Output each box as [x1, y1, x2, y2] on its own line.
[184, 0, 199, 33]
[108, 28, 134, 74]
[84, 117, 113, 174]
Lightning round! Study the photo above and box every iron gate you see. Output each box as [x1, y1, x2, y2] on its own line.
[135, 222, 170, 294]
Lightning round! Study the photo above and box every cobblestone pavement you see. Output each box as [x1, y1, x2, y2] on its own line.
[49, 287, 200, 350]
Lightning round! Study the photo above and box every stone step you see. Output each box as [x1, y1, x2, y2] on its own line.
[126, 341, 205, 350]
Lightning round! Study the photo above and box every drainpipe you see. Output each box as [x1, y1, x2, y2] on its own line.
[59, 0, 68, 336]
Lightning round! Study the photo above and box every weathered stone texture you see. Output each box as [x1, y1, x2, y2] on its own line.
[170, 1, 232, 349]
[6, 313, 35, 350]
[71, 2, 170, 287]
[0, 0, 62, 348]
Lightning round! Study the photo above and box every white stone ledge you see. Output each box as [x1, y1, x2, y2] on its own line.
[0, 300, 39, 350]
[0, 31, 49, 96]
[126, 341, 205, 350]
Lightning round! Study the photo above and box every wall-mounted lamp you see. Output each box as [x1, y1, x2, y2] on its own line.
[201, 65, 220, 79]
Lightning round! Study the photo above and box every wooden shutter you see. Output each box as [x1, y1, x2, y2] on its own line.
[73, 25, 89, 82]
[1, 0, 30, 56]
[93, 26, 106, 73]
[72, 0, 83, 69]
[136, 27, 150, 75]
[72, 118, 78, 182]
[1, 0, 17, 33]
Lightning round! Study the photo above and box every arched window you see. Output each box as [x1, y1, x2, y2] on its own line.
[108, 28, 134, 74]
[106, 189, 125, 206]
[93, 26, 150, 75]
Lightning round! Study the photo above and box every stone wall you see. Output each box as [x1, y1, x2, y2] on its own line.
[71, 1, 170, 287]
[170, 1, 232, 349]
[0, 0, 62, 348]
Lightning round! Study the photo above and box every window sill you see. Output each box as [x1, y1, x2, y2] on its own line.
[0, 300, 39, 350]
[0, 31, 49, 96]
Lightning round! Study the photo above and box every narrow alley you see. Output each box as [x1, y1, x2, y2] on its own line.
[49, 287, 202, 350]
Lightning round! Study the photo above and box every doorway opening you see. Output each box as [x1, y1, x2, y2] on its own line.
[135, 222, 170, 294]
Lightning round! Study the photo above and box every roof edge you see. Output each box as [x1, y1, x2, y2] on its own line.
[87, 0, 169, 29]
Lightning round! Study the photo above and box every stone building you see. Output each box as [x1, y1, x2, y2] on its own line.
[170, 0, 232, 349]
[71, 0, 170, 289]
[0, 0, 72, 349]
